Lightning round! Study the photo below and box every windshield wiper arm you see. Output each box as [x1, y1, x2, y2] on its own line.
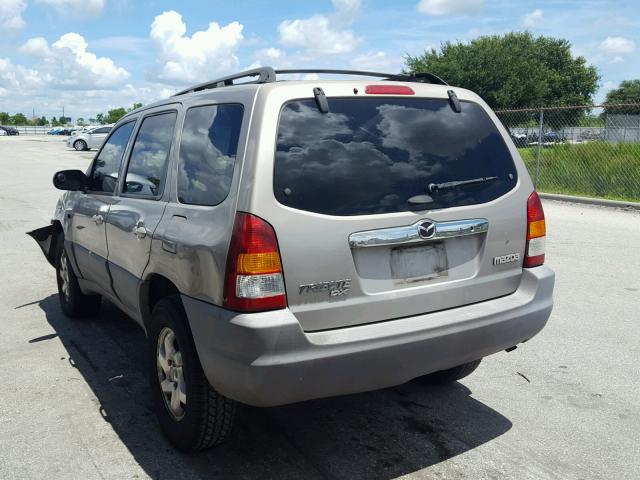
[428, 176, 498, 194]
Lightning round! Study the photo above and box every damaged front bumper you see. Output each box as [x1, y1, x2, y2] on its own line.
[27, 224, 58, 267]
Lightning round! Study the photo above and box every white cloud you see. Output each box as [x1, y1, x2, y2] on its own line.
[3, 33, 129, 92]
[0, 57, 44, 90]
[0, 78, 172, 119]
[332, 0, 361, 22]
[50, 33, 130, 88]
[277, 0, 362, 55]
[150, 10, 244, 84]
[19, 37, 52, 57]
[0, 0, 26, 34]
[609, 56, 624, 64]
[278, 15, 361, 54]
[416, 0, 483, 16]
[351, 51, 403, 73]
[256, 47, 283, 60]
[598, 36, 636, 55]
[523, 9, 544, 28]
[34, 0, 105, 16]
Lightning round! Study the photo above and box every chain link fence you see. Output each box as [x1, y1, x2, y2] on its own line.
[496, 103, 640, 202]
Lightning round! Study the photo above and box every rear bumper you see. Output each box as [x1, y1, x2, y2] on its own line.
[183, 266, 554, 407]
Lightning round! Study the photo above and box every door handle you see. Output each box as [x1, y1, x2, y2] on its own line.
[92, 214, 104, 225]
[133, 221, 147, 239]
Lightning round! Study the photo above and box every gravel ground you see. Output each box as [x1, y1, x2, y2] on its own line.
[1, 136, 639, 479]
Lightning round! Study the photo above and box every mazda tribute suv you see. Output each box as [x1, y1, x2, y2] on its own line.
[29, 67, 555, 452]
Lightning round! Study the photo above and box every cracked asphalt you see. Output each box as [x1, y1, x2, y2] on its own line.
[1, 136, 639, 479]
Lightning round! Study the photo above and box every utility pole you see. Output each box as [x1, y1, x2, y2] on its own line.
[62, 106, 65, 124]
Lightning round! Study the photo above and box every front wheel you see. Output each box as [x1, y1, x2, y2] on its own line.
[148, 296, 236, 452]
[418, 359, 482, 385]
[55, 235, 101, 317]
[73, 139, 87, 151]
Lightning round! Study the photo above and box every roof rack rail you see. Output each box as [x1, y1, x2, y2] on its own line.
[173, 67, 276, 96]
[173, 67, 448, 96]
[275, 69, 448, 86]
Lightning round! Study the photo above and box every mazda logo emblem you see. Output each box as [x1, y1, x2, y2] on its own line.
[417, 221, 436, 239]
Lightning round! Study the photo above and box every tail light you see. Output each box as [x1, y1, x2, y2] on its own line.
[223, 212, 287, 312]
[524, 191, 546, 268]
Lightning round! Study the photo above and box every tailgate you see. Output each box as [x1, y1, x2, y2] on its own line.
[272, 201, 526, 331]
[247, 85, 531, 331]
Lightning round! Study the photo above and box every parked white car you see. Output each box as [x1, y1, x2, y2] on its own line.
[67, 125, 113, 151]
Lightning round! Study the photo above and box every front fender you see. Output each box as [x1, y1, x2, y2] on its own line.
[27, 194, 71, 268]
[27, 224, 59, 267]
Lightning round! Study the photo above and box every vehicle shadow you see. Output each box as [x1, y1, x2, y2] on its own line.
[34, 293, 512, 480]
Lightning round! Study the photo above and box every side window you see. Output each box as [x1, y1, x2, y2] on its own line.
[123, 112, 177, 197]
[177, 104, 244, 205]
[88, 121, 135, 193]
[92, 127, 111, 134]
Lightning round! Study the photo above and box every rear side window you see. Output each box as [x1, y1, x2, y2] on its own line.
[274, 98, 518, 216]
[88, 121, 135, 193]
[123, 112, 177, 197]
[177, 104, 244, 205]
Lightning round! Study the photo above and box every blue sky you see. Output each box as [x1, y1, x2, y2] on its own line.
[0, 0, 638, 119]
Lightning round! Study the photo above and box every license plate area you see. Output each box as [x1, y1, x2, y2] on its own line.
[390, 242, 448, 281]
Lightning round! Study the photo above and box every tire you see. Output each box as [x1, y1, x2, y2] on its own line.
[148, 296, 236, 452]
[418, 359, 482, 385]
[73, 139, 87, 151]
[55, 234, 101, 317]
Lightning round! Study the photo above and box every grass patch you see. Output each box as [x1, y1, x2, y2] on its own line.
[518, 142, 640, 202]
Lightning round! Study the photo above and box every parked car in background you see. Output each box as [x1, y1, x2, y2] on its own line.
[66, 125, 113, 151]
[0, 128, 6, 136]
[0, 126, 19, 135]
[70, 127, 93, 137]
[510, 132, 528, 148]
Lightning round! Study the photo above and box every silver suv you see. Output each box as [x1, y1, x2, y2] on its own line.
[29, 68, 555, 452]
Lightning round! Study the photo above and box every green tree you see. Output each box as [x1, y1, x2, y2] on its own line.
[36, 116, 48, 126]
[11, 113, 28, 125]
[76, 117, 87, 126]
[604, 80, 640, 114]
[95, 113, 106, 125]
[51, 116, 60, 127]
[0, 112, 10, 124]
[88, 118, 97, 124]
[406, 32, 599, 123]
[129, 102, 143, 111]
[106, 107, 127, 124]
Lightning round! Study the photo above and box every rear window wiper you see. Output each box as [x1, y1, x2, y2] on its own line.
[428, 176, 498, 194]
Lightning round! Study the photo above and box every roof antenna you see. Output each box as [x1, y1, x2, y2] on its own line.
[313, 87, 329, 113]
[447, 89, 461, 113]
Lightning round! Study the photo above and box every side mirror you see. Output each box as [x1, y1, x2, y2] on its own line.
[53, 169, 87, 191]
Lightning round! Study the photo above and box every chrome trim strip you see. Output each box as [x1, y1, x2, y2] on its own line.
[348, 218, 489, 248]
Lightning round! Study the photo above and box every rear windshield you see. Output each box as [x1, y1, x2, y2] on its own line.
[274, 98, 517, 216]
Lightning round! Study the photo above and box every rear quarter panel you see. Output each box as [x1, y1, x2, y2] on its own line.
[144, 87, 259, 306]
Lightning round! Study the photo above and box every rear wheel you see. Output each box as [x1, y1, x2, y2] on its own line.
[73, 139, 87, 151]
[55, 234, 101, 317]
[418, 359, 482, 385]
[148, 296, 236, 452]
